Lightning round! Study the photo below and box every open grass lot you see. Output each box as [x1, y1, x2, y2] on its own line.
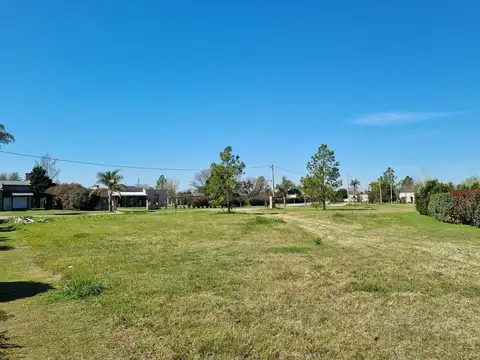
[2, 205, 480, 359]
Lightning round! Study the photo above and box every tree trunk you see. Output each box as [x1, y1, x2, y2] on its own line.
[108, 191, 112, 212]
[322, 199, 326, 210]
[227, 190, 231, 212]
[283, 196, 286, 207]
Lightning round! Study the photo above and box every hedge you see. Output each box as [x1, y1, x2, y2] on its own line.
[428, 193, 454, 223]
[452, 189, 480, 227]
[415, 180, 454, 215]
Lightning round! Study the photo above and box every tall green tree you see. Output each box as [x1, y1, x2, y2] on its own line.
[207, 146, 245, 212]
[165, 177, 180, 205]
[350, 178, 361, 201]
[0, 124, 14, 147]
[276, 176, 296, 207]
[301, 144, 341, 210]
[30, 165, 53, 194]
[96, 169, 123, 212]
[156, 175, 167, 190]
[382, 167, 397, 203]
[457, 176, 480, 190]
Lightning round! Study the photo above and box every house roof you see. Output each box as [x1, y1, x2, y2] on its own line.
[0, 180, 31, 189]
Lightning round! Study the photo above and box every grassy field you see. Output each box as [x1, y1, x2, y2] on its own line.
[2, 205, 480, 359]
[0, 209, 106, 217]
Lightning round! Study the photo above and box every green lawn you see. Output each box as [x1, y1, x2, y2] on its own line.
[2, 206, 480, 359]
[0, 209, 106, 217]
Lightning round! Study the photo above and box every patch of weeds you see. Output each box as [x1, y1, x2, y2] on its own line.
[332, 212, 347, 221]
[245, 216, 285, 227]
[312, 236, 323, 245]
[56, 277, 106, 300]
[349, 279, 390, 295]
[268, 246, 311, 254]
[72, 232, 89, 239]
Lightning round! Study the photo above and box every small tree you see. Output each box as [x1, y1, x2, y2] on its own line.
[335, 188, 348, 202]
[276, 176, 296, 207]
[96, 170, 123, 212]
[383, 167, 397, 203]
[301, 144, 341, 210]
[207, 146, 245, 212]
[350, 179, 361, 201]
[165, 178, 180, 205]
[156, 175, 167, 190]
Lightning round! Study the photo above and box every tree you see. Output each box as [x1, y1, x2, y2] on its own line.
[35, 153, 60, 181]
[350, 178, 361, 201]
[398, 176, 416, 193]
[165, 178, 180, 204]
[239, 176, 268, 204]
[415, 179, 454, 215]
[96, 170, 123, 212]
[368, 178, 391, 204]
[457, 176, 480, 190]
[207, 146, 245, 212]
[335, 188, 348, 202]
[0, 124, 14, 147]
[190, 169, 211, 194]
[156, 175, 167, 190]
[7, 172, 21, 181]
[276, 176, 296, 207]
[301, 144, 341, 210]
[382, 167, 397, 203]
[30, 165, 53, 194]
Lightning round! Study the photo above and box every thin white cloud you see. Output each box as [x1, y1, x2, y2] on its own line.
[352, 111, 462, 125]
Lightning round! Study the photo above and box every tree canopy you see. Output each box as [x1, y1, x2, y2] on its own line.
[207, 146, 245, 212]
[301, 144, 341, 210]
[156, 175, 167, 190]
[0, 124, 14, 147]
[276, 176, 296, 207]
[30, 165, 53, 194]
[35, 153, 61, 181]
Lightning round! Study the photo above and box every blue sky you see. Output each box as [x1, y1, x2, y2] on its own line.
[1, 0, 479, 189]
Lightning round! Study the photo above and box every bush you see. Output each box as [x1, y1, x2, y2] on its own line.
[428, 193, 454, 223]
[47, 183, 85, 210]
[313, 237, 323, 245]
[415, 180, 454, 215]
[452, 190, 480, 227]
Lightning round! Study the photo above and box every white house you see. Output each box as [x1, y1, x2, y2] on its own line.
[399, 192, 415, 203]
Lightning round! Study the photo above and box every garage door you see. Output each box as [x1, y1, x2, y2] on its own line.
[12, 197, 28, 209]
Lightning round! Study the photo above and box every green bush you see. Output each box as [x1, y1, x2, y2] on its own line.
[68, 188, 99, 210]
[313, 237, 323, 245]
[428, 193, 454, 223]
[415, 180, 454, 215]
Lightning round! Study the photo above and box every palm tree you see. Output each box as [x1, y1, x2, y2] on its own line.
[0, 124, 14, 147]
[96, 170, 123, 211]
[350, 179, 361, 202]
[276, 176, 296, 207]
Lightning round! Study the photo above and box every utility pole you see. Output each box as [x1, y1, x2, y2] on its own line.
[346, 172, 350, 204]
[271, 165, 276, 208]
[379, 180, 383, 204]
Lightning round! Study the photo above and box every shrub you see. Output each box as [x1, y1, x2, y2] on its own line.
[313, 237, 323, 245]
[47, 183, 86, 210]
[415, 180, 454, 215]
[452, 190, 480, 227]
[57, 277, 106, 300]
[69, 189, 92, 210]
[428, 193, 454, 223]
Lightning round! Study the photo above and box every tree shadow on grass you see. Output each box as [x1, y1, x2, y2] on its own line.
[0, 282, 53, 303]
[325, 208, 376, 211]
[0, 310, 22, 360]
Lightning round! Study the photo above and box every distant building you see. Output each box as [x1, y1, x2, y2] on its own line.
[344, 193, 369, 203]
[93, 185, 167, 210]
[0, 180, 34, 211]
[399, 192, 415, 203]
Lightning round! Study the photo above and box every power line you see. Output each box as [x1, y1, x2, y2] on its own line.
[0, 150, 271, 172]
[273, 165, 307, 176]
